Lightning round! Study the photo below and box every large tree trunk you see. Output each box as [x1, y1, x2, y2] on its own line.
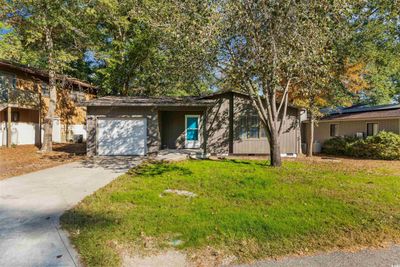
[269, 130, 282, 167]
[41, 28, 56, 152]
[307, 112, 314, 157]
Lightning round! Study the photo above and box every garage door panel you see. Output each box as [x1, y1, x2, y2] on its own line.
[97, 118, 146, 156]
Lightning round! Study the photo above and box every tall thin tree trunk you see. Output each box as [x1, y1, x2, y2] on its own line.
[269, 130, 282, 167]
[41, 28, 56, 152]
[307, 112, 314, 157]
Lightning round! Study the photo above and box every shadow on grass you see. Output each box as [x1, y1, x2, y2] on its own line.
[223, 159, 271, 167]
[61, 209, 120, 230]
[128, 161, 193, 177]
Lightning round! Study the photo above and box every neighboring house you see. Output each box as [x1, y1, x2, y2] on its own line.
[0, 60, 97, 147]
[84, 90, 303, 156]
[302, 104, 400, 152]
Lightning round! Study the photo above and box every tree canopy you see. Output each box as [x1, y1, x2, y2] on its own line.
[1, 0, 399, 103]
[341, 0, 400, 104]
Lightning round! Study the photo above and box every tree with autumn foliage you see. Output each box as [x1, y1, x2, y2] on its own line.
[218, 0, 348, 165]
[1, 0, 92, 152]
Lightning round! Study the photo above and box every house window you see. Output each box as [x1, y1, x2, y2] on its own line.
[70, 91, 85, 102]
[238, 115, 265, 139]
[330, 124, 339, 137]
[260, 122, 267, 138]
[367, 123, 378, 136]
[11, 111, 19, 122]
[238, 116, 248, 139]
[41, 83, 49, 96]
[0, 73, 16, 101]
[248, 115, 259, 138]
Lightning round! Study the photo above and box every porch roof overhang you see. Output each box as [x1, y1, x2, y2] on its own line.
[0, 104, 7, 111]
[83, 96, 214, 108]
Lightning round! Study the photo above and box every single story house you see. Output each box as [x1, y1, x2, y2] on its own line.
[84, 90, 304, 156]
[0, 59, 97, 147]
[302, 104, 400, 152]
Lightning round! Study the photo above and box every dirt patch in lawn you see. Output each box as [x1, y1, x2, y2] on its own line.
[0, 143, 85, 180]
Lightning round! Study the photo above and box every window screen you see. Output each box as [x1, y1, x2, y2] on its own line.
[248, 116, 259, 138]
[11, 111, 19, 122]
[41, 83, 49, 96]
[238, 116, 247, 139]
[367, 123, 378, 136]
[330, 124, 338, 137]
[238, 115, 266, 139]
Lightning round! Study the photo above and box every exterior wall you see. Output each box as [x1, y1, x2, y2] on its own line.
[86, 106, 160, 156]
[310, 118, 400, 145]
[205, 95, 231, 154]
[0, 121, 41, 146]
[232, 93, 300, 154]
[0, 68, 95, 146]
[86, 93, 301, 156]
[160, 111, 203, 149]
[0, 108, 39, 123]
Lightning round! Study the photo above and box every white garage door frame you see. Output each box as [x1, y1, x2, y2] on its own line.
[96, 117, 147, 156]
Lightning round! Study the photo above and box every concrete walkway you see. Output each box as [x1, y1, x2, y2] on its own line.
[0, 158, 142, 267]
[235, 245, 400, 267]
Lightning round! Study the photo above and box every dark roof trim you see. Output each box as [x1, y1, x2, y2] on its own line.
[0, 59, 97, 92]
[200, 89, 248, 99]
[83, 96, 214, 107]
[201, 89, 300, 109]
[321, 103, 400, 116]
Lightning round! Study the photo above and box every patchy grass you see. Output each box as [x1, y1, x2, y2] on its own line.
[61, 159, 400, 266]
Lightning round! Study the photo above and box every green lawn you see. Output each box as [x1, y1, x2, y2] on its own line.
[61, 159, 400, 266]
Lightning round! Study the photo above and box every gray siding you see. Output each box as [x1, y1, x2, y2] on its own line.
[232, 94, 300, 154]
[205, 95, 231, 154]
[310, 118, 400, 145]
[86, 93, 301, 156]
[160, 110, 203, 149]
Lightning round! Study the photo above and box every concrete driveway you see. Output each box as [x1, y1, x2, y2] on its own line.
[0, 158, 142, 267]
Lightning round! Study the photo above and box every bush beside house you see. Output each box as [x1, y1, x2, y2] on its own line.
[322, 131, 400, 160]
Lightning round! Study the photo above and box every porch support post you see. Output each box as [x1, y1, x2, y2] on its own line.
[7, 105, 11, 147]
[203, 108, 208, 155]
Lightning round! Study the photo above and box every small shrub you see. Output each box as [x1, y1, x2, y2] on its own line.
[351, 131, 400, 160]
[321, 136, 358, 155]
[322, 131, 400, 160]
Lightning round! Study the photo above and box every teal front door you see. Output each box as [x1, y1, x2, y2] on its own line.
[185, 115, 200, 148]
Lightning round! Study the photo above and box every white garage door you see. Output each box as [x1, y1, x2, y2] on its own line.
[97, 118, 147, 156]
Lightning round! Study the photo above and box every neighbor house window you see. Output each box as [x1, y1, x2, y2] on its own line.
[238, 115, 265, 139]
[11, 111, 19, 122]
[367, 123, 378, 136]
[330, 124, 339, 137]
[0, 73, 16, 100]
[41, 83, 49, 96]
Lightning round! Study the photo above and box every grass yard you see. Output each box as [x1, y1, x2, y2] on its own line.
[61, 158, 400, 266]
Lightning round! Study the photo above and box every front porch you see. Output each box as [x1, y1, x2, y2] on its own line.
[0, 105, 41, 147]
[157, 108, 208, 152]
[158, 110, 205, 149]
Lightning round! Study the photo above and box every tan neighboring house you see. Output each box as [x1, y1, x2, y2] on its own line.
[0, 60, 97, 147]
[83, 90, 304, 157]
[302, 104, 400, 153]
